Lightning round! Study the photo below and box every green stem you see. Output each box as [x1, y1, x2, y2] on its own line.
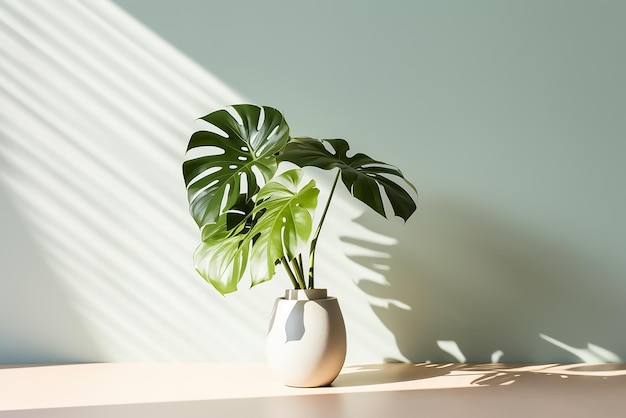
[308, 169, 341, 289]
[291, 257, 306, 289]
[298, 254, 307, 289]
[281, 257, 301, 289]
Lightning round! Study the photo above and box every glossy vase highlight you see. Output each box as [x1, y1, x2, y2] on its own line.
[266, 289, 347, 387]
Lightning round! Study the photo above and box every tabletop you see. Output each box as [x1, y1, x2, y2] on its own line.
[1, 362, 625, 417]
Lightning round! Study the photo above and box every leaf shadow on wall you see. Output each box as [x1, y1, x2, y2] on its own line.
[342, 196, 625, 363]
[0, 182, 101, 363]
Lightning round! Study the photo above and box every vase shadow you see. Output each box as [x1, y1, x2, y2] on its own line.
[340, 196, 625, 364]
[332, 362, 462, 387]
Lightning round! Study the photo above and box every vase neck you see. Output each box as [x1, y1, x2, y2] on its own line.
[284, 289, 328, 300]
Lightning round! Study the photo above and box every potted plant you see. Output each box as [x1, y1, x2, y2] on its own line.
[182, 104, 417, 387]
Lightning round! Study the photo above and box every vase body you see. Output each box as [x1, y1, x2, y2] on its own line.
[266, 289, 347, 387]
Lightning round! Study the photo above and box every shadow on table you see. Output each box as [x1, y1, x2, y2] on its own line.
[0, 363, 82, 370]
[332, 362, 626, 389]
[332, 363, 462, 387]
[464, 363, 626, 387]
[7, 370, 626, 418]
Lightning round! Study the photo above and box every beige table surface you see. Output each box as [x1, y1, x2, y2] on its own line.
[1, 362, 625, 417]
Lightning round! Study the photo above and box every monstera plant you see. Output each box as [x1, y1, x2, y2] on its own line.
[182, 104, 417, 295]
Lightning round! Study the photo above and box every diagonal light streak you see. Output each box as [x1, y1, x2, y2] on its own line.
[0, 0, 284, 362]
[0, 0, 403, 364]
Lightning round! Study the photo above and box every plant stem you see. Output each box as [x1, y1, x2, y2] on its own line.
[298, 254, 307, 289]
[291, 257, 306, 289]
[308, 169, 341, 289]
[282, 257, 301, 289]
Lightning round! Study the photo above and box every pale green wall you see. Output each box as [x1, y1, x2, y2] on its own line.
[113, 0, 626, 362]
[1, 0, 623, 364]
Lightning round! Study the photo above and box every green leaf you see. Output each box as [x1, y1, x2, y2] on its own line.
[183, 104, 290, 227]
[192, 170, 318, 294]
[193, 215, 250, 295]
[278, 137, 417, 221]
[247, 169, 319, 286]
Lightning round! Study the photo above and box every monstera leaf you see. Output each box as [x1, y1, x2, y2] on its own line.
[183, 104, 290, 227]
[183, 104, 418, 294]
[278, 137, 417, 221]
[193, 169, 318, 294]
[247, 169, 319, 286]
[193, 213, 250, 295]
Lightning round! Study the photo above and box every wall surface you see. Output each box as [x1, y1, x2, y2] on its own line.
[1, 0, 625, 364]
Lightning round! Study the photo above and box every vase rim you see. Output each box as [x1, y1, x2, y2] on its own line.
[284, 288, 328, 300]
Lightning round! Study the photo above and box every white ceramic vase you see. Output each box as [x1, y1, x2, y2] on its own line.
[266, 288, 347, 387]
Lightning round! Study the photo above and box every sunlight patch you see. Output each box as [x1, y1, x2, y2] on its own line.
[437, 340, 467, 362]
[540, 334, 622, 362]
